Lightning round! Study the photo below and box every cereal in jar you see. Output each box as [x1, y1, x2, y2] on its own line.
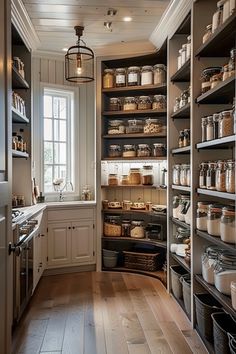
[153, 64, 166, 85]
[144, 118, 162, 134]
[127, 66, 140, 86]
[115, 68, 126, 87]
[137, 144, 151, 157]
[123, 144, 136, 157]
[138, 96, 152, 110]
[123, 97, 137, 111]
[128, 168, 141, 185]
[108, 120, 125, 135]
[219, 110, 234, 137]
[103, 68, 114, 88]
[152, 95, 166, 110]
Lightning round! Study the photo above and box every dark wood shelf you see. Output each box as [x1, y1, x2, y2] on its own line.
[171, 103, 190, 119]
[12, 66, 30, 89]
[171, 217, 191, 229]
[196, 230, 236, 252]
[172, 185, 191, 192]
[102, 109, 167, 117]
[102, 83, 167, 96]
[196, 135, 235, 149]
[171, 292, 191, 321]
[102, 157, 167, 161]
[195, 13, 236, 57]
[195, 275, 235, 317]
[196, 76, 235, 104]
[12, 150, 29, 158]
[101, 185, 166, 190]
[12, 107, 29, 124]
[102, 236, 167, 248]
[197, 188, 236, 201]
[171, 253, 190, 273]
[103, 133, 166, 139]
[172, 146, 190, 155]
[195, 326, 214, 354]
[102, 266, 166, 283]
[102, 209, 166, 218]
[170, 59, 190, 82]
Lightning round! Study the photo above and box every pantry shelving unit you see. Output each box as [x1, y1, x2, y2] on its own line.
[196, 230, 236, 252]
[171, 103, 191, 119]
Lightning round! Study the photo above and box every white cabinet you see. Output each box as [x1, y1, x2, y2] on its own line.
[33, 210, 47, 290]
[47, 223, 71, 267]
[71, 221, 94, 264]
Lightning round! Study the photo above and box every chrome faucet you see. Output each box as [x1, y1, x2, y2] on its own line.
[58, 181, 74, 202]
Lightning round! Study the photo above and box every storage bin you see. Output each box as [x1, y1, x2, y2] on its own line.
[103, 249, 119, 268]
[212, 312, 236, 354]
[103, 249, 119, 257]
[194, 293, 222, 342]
[181, 275, 191, 316]
[231, 282, 236, 310]
[123, 250, 160, 271]
[170, 265, 188, 299]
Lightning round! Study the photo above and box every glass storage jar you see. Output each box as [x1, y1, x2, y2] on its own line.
[175, 227, 190, 242]
[138, 96, 152, 110]
[206, 115, 214, 141]
[103, 68, 114, 88]
[183, 129, 190, 147]
[212, 0, 224, 33]
[120, 174, 129, 185]
[206, 162, 216, 190]
[178, 130, 185, 148]
[180, 164, 190, 186]
[177, 49, 182, 69]
[186, 35, 191, 60]
[210, 73, 222, 89]
[130, 220, 145, 239]
[123, 97, 137, 111]
[108, 174, 119, 186]
[228, 48, 236, 77]
[174, 97, 180, 112]
[153, 64, 166, 85]
[17, 195, 25, 207]
[173, 195, 180, 219]
[141, 165, 154, 185]
[178, 195, 190, 222]
[216, 160, 226, 192]
[220, 207, 235, 244]
[126, 119, 144, 134]
[152, 95, 166, 110]
[122, 200, 132, 210]
[181, 44, 187, 66]
[199, 162, 209, 189]
[196, 201, 211, 231]
[222, 64, 229, 81]
[213, 113, 220, 139]
[214, 251, 236, 295]
[127, 66, 140, 86]
[141, 66, 153, 85]
[179, 90, 189, 108]
[219, 110, 234, 137]
[153, 143, 166, 157]
[144, 118, 162, 134]
[207, 204, 223, 236]
[202, 246, 222, 284]
[128, 168, 141, 185]
[200, 67, 222, 94]
[226, 160, 235, 193]
[109, 97, 121, 111]
[108, 120, 125, 135]
[12, 132, 18, 150]
[121, 220, 131, 237]
[201, 117, 208, 142]
[115, 68, 126, 87]
[202, 24, 212, 43]
[137, 144, 151, 157]
[108, 144, 122, 158]
[123, 144, 136, 158]
[173, 164, 181, 185]
[104, 215, 121, 237]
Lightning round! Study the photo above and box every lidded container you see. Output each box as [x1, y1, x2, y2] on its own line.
[186, 35, 191, 60]
[123, 97, 137, 111]
[180, 164, 190, 186]
[152, 95, 166, 110]
[130, 220, 145, 238]
[212, 0, 224, 33]
[104, 215, 121, 237]
[128, 168, 141, 185]
[201, 117, 208, 142]
[178, 195, 190, 222]
[219, 110, 234, 137]
[120, 174, 129, 185]
[141, 65, 153, 85]
[115, 68, 126, 87]
[202, 24, 212, 44]
[202, 246, 222, 284]
[206, 162, 216, 190]
[206, 115, 214, 141]
[127, 66, 140, 86]
[153, 64, 166, 85]
[178, 49, 183, 70]
[108, 144, 122, 158]
[214, 251, 236, 295]
[103, 68, 114, 88]
[12, 132, 18, 150]
[138, 95, 152, 110]
[213, 113, 220, 139]
[137, 143, 151, 157]
[172, 164, 181, 185]
[142, 165, 154, 185]
[123, 144, 136, 158]
[108, 173, 119, 186]
[225, 160, 235, 193]
[153, 143, 166, 157]
[126, 119, 144, 134]
[220, 206, 235, 244]
[199, 162, 208, 189]
[108, 120, 125, 135]
[175, 227, 190, 241]
[200, 67, 222, 94]
[196, 201, 211, 231]
[215, 160, 226, 192]
[181, 44, 187, 66]
[207, 204, 223, 236]
[109, 97, 121, 111]
[183, 129, 190, 147]
[144, 118, 162, 134]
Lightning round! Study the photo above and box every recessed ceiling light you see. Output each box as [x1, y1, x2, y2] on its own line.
[62, 47, 68, 52]
[123, 16, 132, 22]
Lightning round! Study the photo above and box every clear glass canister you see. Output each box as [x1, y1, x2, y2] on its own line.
[228, 48, 236, 77]
[203, 24, 212, 44]
[141, 66, 153, 85]
[178, 49, 183, 70]
[108, 144, 122, 158]
[126, 119, 144, 134]
[123, 97, 137, 111]
[153, 143, 166, 157]
[178, 130, 185, 148]
[220, 207, 235, 244]
[172, 164, 181, 185]
[108, 120, 125, 135]
[213, 113, 220, 139]
[142, 165, 154, 185]
[219, 110, 234, 137]
[137, 144, 151, 157]
[144, 118, 162, 134]
[180, 164, 190, 186]
[196, 201, 210, 231]
[200, 67, 222, 94]
[109, 97, 121, 111]
[174, 97, 180, 112]
[212, 0, 224, 33]
[122, 220, 131, 237]
[127, 66, 140, 86]
[115, 68, 126, 87]
[206, 115, 214, 141]
[199, 162, 209, 189]
[153, 64, 166, 85]
[152, 95, 166, 110]
[173, 195, 180, 219]
[104, 215, 121, 237]
[202, 246, 222, 284]
[206, 162, 216, 190]
[12, 132, 18, 150]
[175, 227, 190, 241]
[207, 204, 223, 236]
[226, 160, 235, 193]
[130, 220, 145, 238]
[179, 90, 189, 108]
[128, 168, 141, 185]
[201, 117, 208, 142]
[108, 174, 119, 186]
[216, 160, 226, 192]
[138, 96, 152, 110]
[103, 69, 114, 88]
[123, 144, 136, 158]
[120, 174, 129, 185]
[178, 195, 190, 221]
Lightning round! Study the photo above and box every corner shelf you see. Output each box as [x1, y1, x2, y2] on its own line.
[102, 266, 166, 283]
[196, 135, 235, 150]
[171, 103, 190, 119]
[172, 146, 190, 155]
[170, 59, 190, 82]
[172, 185, 191, 192]
[171, 253, 190, 272]
[103, 133, 166, 139]
[102, 236, 167, 248]
[197, 188, 236, 201]
[101, 185, 166, 190]
[196, 76, 235, 104]
[196, 230, 236, 252]
[102, 83, 167, 96]
[12, 66, 30, 89]
[195, 275, 235, 317]
[102, 209, 166, 218]
[102, 109, 167, 117]
[12, 107, 29, 124]
[102, 157, 167, 161]
[171, 217, 190, 230]
[12, 150, 29, 158]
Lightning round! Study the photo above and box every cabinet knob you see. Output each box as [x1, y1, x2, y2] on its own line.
[72, 226, 75, 229]
[40, 234, 45, 237]
[68, 226, 71, 230]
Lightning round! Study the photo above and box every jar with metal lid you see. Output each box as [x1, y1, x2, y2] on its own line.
[144, 118, 162, 134]
[183, 129, 190, 147]
[178, 195, 190, 221]
[175, 227, 190, 242]
[109, 97, 121, 111]
[108, 120, 125, 135]
[180, 164, 190, 186]
[120, 174, 129, 185]
[153, 64, 166, 85]
[196, 201, 211, 231]
[103, 68, 114, 88]
[206, 116, 214, 141]
[199, 162, 208, 189]
[127, 66, 140, 86]
[228, 48, 236, 77]
[200, 67, 222, 94]
[128, 168, 141, 185]
[108, 144, 122, 158]
[142, 165, 154, 185]
[138, 96, 152, 110]
[137, 143, 151, 157]
[181, 44, 187, 66]
[179, 90, 189, 108]
[173, 164, 181, 185]
[214, 251, 236, 295]
[201, 117, 208, 142]
[108, 174, 119, 186]
[202, 24, 212, 44]
[226, 160, 235, 193]
[104, 215, 121, 237]
[174, 97, 180, 112]
[186, 35, 191, 60]
[213, 113, 220, 139]
[202, 246, 222, 284]
[173, 195, 180, 219]
[212, 0, 224, 33]
[153, 143, 166, 157]
[152, 95, 166, 110]
[123, 97, 137, 111]
[206, 162, 216, 190]
[115, 68, 126, 87]
[141, 66, 153, 86]
[130, 220, 145, 238]
[207, 204, 223, 236]
[219, 110, 234, 137]
[123, 144, 136, 158]
[210, 73, 222, 89]
[126, 119, 144, 134]
[216, 160, 226, 192]
[220, 206, 235, 244]
[122, 220, 131, 237]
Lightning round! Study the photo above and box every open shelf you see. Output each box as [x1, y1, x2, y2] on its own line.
[195, 13, 236, 57]
[171, 217, 191, 229]
[12, 107, 29, 124]
[196, 76, 235, 104]
[102, 157, 167, 161]
[102, 209, 166, 218]
[172, 185, 191, 192]
[171, 103, 190, 119]
[171, 292, 191, 321]
[195, 275, 235, 317]
[102, 109, 167, 117]
[102, 83, 167, 96]
[12, 150, 29, 158]
[102, 236, 167, 248]
[196, 135, 235, 150]
[197, 188, 236, 201]
[170, 59, 190, 82]
[195, 326, 214, 354]
[12, 66, 30, 89]
[102, 266, 166, 283]
[196, 230, 236, 252]
[172, 146, 190, 155]
[101, 185, 166, 190]
[103, 133, 166, 139]
[171, 253, 190, 272]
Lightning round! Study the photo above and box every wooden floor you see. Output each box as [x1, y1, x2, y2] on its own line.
[12, 272, 207, 354]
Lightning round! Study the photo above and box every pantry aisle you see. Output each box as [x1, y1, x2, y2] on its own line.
[12, 272, 207, 354]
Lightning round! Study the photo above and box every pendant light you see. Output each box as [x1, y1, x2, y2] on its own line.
[65, 26, 94, 83]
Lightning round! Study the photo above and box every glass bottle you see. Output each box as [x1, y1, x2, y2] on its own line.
[172, 164, 181, 185]
[225, 160, 235, 193]
[199, 162, 208, 189]
[206, 115, 214, 141]
[213, 113, 220, 139]
[219, 110, 234, 137]
[215, 160, 226, 192]
[153, 64, 166, 85]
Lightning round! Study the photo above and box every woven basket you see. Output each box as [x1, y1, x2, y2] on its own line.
[123, 250, 160, 271]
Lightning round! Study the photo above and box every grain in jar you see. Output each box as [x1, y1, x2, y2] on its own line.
[108, 144, 122, 157]
[138, 96, 152, 110]
[196, 201, 211, 231]
[109, 97, 121, 111]
[207, 204, 223, 236]
[141, 66, 153, 85]
[153, 143, 166, 157]
[144, 118, 162, 134]
[123, 97, 137, 111]
[200, 67, 222, 94]
[127, 66, 140, 86]
[152, 95, 166, 110]
[123, 144, 136, 157]
[142, 165, 154, 185]
[137, 144, 151, 157]
[153, 64, 166, 85]
[219, 110, 234, 137]
[120, 174, 129, 185]
[226, 160, 235, 193]
[220, 206, 235, 244]
[108, 174, 119, 186]
[104, 216, 121, 237]
[103, 69, 114, 88]
[115, 68, 126, 87]
[130, 220, 145, 238]
[108, 120, 125, 135]
[216, 160, 226, 192]
[128, 168, 141, 185]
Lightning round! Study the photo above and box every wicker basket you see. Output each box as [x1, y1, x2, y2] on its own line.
[123, 250, 160, 271]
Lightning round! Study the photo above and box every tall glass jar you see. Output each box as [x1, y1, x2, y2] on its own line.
[128, 168, 141, 185]
[153, 64, 166, 85]
[206, 162, 216, 190]
[178, 195, 190, 221]
[104, 215, 121, 237]
[216, 160, 226, 192]
[141, 66, 153, 85]
[173, 164, 181, 185]
[137, 144, 151, 157]
[199, 162, 209, 189]
[127, 66, 140, 86]
[212, 0, 224, 33]
[201, 117, 208, 142]
[183, 129, 190, 147]
[206, 115, 214, 141]
[186, 35, 191, 60]
[196, 201, 210, 231]
[130, 220, 145, 239]
[122, 220, 131, 237]
[103, 69, 114, 88]
[142, 165, 154, 185]
[219, 110, 234, 137]
[202, 24, 212, 44]
[220, 207, 235, 244]
[207, 204, 223, 236]
[181, 44, 187, 66]
[226, 160, 235, 193]
[180, 164, 190, 186]
[178, 49, 182, 69]
[115, 68, 126, 87]
[213, 113, 220, 139]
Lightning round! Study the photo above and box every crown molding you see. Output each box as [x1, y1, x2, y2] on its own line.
[11, 0, 40, 51]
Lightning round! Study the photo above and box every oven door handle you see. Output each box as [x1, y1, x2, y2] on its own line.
[8, 242, 22, 256]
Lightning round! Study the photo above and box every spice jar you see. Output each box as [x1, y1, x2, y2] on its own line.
[153, 64, 166, 85]
[122, 220, 131, 237]
[128, 168, 141, 185]
[104, 215, 121, 237]
[108, 174, 119, 186]
[144, 118, 162, 134]
[127, 66, 140, 86]
[126, 119, 144, 134]
[216, 160, 226, 192]
[108, 120, 125, 135]
[115, 68, 126, 87]
[196, 201, 211, 231]
[138, 96, 152, 110]
[226, 160, 235, 193]
[173, 195, 180, 219]
[207, 204, 223, 236]
[186, 35, 191, 60]
[228, 48, 236, 77]
[152, 95, 166, 110]
[142, 165, 154, 185]
[123, 97, 137, 111]
[202, 246, 222, 284]
[137, 144, 151, 157]
[153, 143, 166, 157]
[183, 129, 190, 147]
[199, 162, 208, 189]
[180, 164, 190, 186]
[213, 113, 220, 139]
[206, 115, 214, 141]
[220, 206, 235, 244]
[202, 24, 212, 43]
[212, 0, 224, 33]
[141, 66, 153, 86]
[206, 162, 216, 190]
[120, 175, 129, 185]
[109, 97, 121, 111]
[123, 144, 136, 157]
[200, 67, 222, 94]
[108, 144, 122, 158]
[219, 110, 234, 137]
[172, 164, 181, 185]
[103, 69, 114, 88]
[201, 117, 208, 142]
[210, 73, 222, 89]
[130, 220, 145, 238]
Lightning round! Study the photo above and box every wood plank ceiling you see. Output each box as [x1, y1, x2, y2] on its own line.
[22, 0, 170, 53]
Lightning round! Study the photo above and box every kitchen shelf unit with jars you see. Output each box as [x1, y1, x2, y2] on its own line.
[97, 44, 168, 283]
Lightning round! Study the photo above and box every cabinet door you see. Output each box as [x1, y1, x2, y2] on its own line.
[33, 233, 42, 290]
[71, 221, 94, 264]
[48, 223, 71, 266]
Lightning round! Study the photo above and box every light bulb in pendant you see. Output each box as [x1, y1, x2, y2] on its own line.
[76, 53, 83, 75]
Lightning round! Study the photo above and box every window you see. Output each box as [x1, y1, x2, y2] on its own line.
[42, 87, 74, 193]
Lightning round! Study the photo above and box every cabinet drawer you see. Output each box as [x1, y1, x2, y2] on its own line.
[48, 208, 94, 221]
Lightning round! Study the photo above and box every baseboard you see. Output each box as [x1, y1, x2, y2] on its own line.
[43, 264, 96, 276]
